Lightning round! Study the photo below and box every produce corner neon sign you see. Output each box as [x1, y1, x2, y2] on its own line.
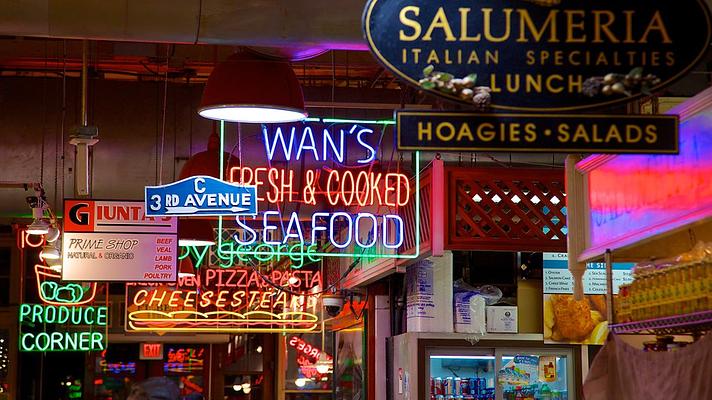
[218, 122, 421, 260]
[19, 303, 107, 352]
[126, 267, 322, 333]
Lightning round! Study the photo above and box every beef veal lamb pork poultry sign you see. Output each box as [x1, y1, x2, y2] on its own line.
[363, 0, 711, 154]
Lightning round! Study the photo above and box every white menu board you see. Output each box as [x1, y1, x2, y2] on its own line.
[543, 253, 634, 295]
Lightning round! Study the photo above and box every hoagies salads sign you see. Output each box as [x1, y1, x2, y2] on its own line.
[363, 0, 711, 111]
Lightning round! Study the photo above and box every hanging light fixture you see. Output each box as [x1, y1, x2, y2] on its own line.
[178, 219, 215, 247]
[178, 256, 196, 278]
[40, 244, 61, 260]
[198, 52, 307, 123]
[315, 352, 331, 374]
[45, 224, 61, 243]
[27, 219, 50, 235]
[47, 257, 63, 272]
[26, 189, 50, 235]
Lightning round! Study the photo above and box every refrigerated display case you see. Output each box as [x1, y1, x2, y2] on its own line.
[390, 333, 577, 400]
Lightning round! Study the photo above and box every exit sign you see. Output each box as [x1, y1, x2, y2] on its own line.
[140, 343, 163, 360]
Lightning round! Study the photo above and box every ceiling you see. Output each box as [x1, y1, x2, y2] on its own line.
[0, 1, 711, 219]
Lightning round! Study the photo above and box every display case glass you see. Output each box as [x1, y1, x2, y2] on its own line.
[498, 353, 569, 400]
[428, 348, 497, 399]
[426, 347, 574, 400]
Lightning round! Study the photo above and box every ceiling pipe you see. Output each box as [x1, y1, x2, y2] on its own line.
[69, 39, 98, 197]
[0, 0, 368, 57]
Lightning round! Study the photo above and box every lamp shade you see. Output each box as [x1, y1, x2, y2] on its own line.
[40, 245, 61, 260]
[27, 219, 50, 235]
[198, 53, 307, 123]
[178, 256, 196, 278]
[178, 219, 215, 247]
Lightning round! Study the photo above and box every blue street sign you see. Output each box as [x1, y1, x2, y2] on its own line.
[145, 176, 257, 216]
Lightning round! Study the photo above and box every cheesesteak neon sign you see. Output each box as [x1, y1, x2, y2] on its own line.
[126, 267, 322, 333]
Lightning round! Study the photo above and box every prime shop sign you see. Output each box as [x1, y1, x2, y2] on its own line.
[363, 0, 712, 111]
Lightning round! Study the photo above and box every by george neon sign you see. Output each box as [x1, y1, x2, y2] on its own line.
[126, 267, 322, 333]
[219, 122, 421, 260]
[19, 303, 107, 352]
[212, 238, 322, 269]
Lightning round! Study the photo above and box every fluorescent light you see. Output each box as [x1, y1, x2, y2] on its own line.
[430, 355, 495, 360]
[198, 106, 307, 123]
[178, 239, 215, 247]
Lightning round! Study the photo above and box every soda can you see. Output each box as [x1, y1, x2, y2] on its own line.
[470, 377, 479, 395]
[460, 378, 469, 395]
[444, 377, 454, 395]
[479, 378, 487, 393]
[434, 377, 443, 395]
[453, 378, 462, 395]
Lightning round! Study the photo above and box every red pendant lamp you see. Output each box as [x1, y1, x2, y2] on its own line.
[178, 254, 196, 278]
[198, 52, 308, 123]
[177, 132, 240, 247]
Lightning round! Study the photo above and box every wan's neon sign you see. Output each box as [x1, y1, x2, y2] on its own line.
[219, 122, 421, 261]
[126, 267, 322, 333]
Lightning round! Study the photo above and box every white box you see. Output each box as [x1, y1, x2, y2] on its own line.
[486, 306, 518, 333]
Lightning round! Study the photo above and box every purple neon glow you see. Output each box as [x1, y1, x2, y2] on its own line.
[583, 111, 712, 253]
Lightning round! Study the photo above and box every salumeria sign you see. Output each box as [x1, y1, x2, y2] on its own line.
[364, 0, 712, 111]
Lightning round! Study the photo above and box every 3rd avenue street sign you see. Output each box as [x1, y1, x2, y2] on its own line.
[363, 0, 712, 111]
[145, 176, 257, 217]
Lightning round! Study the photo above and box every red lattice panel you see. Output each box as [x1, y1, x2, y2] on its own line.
[446, 167, 567, 252]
